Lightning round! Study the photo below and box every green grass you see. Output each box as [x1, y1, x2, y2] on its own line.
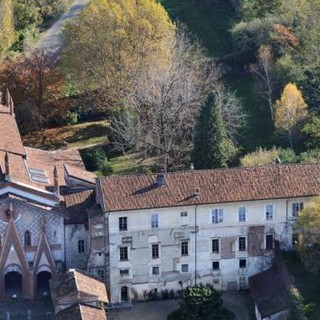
[95, 153, 159, 176]
[283, 251, 320, 319]
[160, 0, 274, 151]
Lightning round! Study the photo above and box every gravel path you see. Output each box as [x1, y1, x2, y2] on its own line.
[35, 0, 90, 58]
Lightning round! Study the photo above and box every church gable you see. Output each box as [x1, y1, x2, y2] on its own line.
[0, 218, 29, 275]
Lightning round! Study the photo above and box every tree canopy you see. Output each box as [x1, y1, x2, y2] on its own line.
[61, 0, 175, 110]
[0, 0, 15, 59]
[296, 197, 320, 274]
[274, 83, 308, 148]
[179, 284, 224, 320]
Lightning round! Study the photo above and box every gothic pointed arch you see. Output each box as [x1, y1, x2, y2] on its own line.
[33, 232, 56, 276]
[0, 219, 32, 299]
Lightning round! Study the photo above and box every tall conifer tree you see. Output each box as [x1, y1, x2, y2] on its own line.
[192, 92, 232, 169]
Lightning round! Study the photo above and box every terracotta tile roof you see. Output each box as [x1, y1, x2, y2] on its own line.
[55, 303, 107, 320]
[64, 190, 95, 209]
[64, 190, 94, 224]
[74, 269, 108, 303]
[100, 163, 320, 211]
[51, 269, 108, 307]
[26, 147, 85, 188]
[0, 107, 25, 157]
[64, 164, 96, 184]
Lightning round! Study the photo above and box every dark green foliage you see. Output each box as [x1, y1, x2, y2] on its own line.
[302, 115, 320, 149]
[80, 146, 108, 171]
[278, 148, 297, 163]
[192, 92, 234, 169]
[179, 284, 224, 320]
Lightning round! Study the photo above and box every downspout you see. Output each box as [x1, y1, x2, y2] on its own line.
[194, 204, 198, 286]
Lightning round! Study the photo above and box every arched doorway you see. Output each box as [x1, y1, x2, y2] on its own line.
[121, 286, 128, 302]
[5, 272, 22, 297]
[37, 271, 51, 297]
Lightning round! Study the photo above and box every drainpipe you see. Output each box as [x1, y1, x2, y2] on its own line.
[194, 204, 198, 286]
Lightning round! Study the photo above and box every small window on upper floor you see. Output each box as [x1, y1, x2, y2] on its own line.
[211, 209, 223, 224]
[151, 214, 159, 229]
[181, 241, 188, 256]
[266, 204, 274, 220]
[180, 211, 188, 217]
[292, 202, 304, 218]
[119, 217, 127, 231]
[238, 207, 246, 222]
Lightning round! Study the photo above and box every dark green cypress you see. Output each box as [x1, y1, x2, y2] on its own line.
[192, 92, 229, 169]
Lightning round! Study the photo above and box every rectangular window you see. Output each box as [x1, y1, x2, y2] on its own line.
[181, 264, 189, 272]
[212, 261, 220, 270]
[120, 269, 129, 276]
[266, 205, 274, 220]
[292, 202, 304, 218]
[181, 241, 188, 256]
[151, 214, 159, 228]
[78, 240, 85, 253]
[211, 209, 223, 224]
[239, 237, 246, 251]
[152, 244, 159, 259]
[119, 217, 127, 231]
[97, 269, 105, 278]
[239, 259, 246, 268]
[119, 247, 128, 261]
[212, 239, 220, 253]
[180, 211, 188, 217]
[266, 234, 274, 250]
[238, 207, 246, 222]
[152, 266, 160, 275]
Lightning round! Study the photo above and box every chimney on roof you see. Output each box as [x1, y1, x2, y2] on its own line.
[156, 173, 166, 187]
[4, 152, 11, 181]
[60, 141, 68, 150]
[53, 165, 59, 197]
[194, 187, 200, 198]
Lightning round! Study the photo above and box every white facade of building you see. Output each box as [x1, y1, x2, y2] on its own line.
[106, 197, 308, 303]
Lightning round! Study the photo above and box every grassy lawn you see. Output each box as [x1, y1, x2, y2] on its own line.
[283, 251, 320, 319]
[22, 121, 109, 150]
[160, 0, 274, 151]
[94, 153, 158, 176]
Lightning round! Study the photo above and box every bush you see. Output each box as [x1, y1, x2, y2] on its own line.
[99, 160, 113, 176]
[80, 146, 107, 171]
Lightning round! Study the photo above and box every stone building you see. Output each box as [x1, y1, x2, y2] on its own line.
[96, 166, 320, 303]
[0, 91, 95, 300]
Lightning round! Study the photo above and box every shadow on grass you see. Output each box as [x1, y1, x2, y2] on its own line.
[67, 123, 109, 143]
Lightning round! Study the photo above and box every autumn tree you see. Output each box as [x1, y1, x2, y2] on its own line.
[61, 0, 175, 111]
[110, 26, 222, 171]
[274, 83, 308, 148]
[250, 45, 275, 120]
[0, 48, 65, 132]
[295, 197, 320, 274]
[191, 92, 237, 169]
[0, 0, 15, 59]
